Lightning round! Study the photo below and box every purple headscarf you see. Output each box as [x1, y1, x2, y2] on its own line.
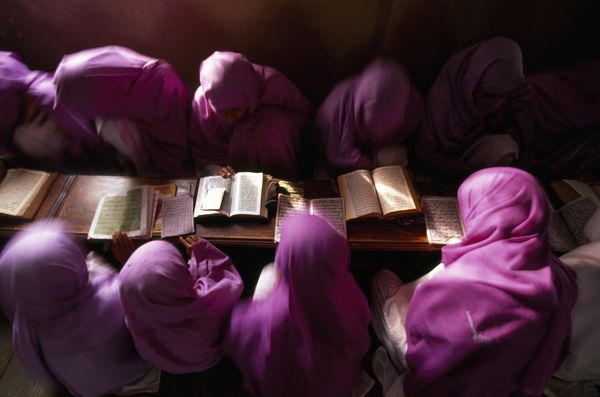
[0, 52, 115, 172]
[190, 51, 309, 177]
[416, 37, 535, 161]
[314, 58, 424, 172]
[224, 214, 371, 397]
[0, 221, 151, 397]
[404, 167, 577, 397]
[54, 46, 194, 177]
[119, 239, 243, 374]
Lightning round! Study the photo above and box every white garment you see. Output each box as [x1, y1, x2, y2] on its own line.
[372, 346, 405, 397]
[375, 144, 408, 168]
[584, 209, 600, 242]
[96, 117, 156, 176]
[13, 116, 64, 163]
[461, 134, 519, 167]
[370, 264, 444, 371]
[553, 242, 600, 382]
[252, 262, 278, 302]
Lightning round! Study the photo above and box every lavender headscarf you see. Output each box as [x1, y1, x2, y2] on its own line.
[0, 221, 151, 397]
[224, 214, 371, 397]
[119, 239, 243, 374]
[54, 46, 194, 177]
[0, 52, 115, 172]
[314, 58, 423, 172]
[190, 51, 308, 176]
[404, 167, 577, 397]
[417, 37, 535, 161]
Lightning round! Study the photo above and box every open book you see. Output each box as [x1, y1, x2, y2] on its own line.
[194, 172, 276, 219]
[88, 186, 155, 239]
[548, 197, 597, 252]
[421, 196, 464, 245]
[0, 168, 56, 219]
[274, 194, 346, 242]
[337, 166, 421, 221]
[549, 179, 600, 251]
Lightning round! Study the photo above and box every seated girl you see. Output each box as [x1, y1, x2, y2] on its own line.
[53, 46, 194, 177]
[313, 58, 423, 175]
[417, 36, 600, 181]
[118, 235, 244, 374]
[223, 214, 371, 397]
[0, 51, 119, 180]
[190, 51, 309, 178]
[370, 167, 577, 397]
[0, 221, 157, 396]
[416, 37, 532, 180]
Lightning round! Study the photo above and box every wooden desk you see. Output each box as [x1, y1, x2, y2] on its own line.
[1, 175, 436, 251]
[196, 180, 434, 251]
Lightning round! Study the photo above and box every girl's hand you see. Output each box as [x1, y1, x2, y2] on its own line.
[179, 234, 199, 256]
[216, 165, 235, 178]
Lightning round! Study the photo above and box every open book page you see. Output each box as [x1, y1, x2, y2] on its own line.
[372, 166, 418, 217]
[230, 172, 264, 217]
[559, 197, 598, 247]
[548, 210, 578, 252]
[88, 186, 152, 239]
[0, 168, 51, 217]
[310, 198, 347, 238]
[337, 170, 382, 221]
[564, 179, 600, 207]
[161, 194, 195, 238]
[194, 176, 233, 217]
[422, 196, 464, 245]
[152, 184, 177, 233]
[274, 194, 310, 242]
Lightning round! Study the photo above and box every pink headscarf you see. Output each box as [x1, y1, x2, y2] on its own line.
[190, 51, 308, 176]
[315, 58, 423, 172]
[0, 221, 151, 397]
[118, 239, 243, 374]
[404, 167, 577, 397]
[417, 37, 535, 161]
[54, 46, 194, 177]
[224, 214, 371, 397]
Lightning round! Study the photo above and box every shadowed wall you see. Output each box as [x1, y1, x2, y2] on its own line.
[0, 0, 598, 101]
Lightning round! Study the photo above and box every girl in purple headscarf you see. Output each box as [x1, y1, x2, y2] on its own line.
[0, 52, 119, 179]
[224, 214, 371, 397]
[190, 51, 309, 178]
[371, 167, 577, 397]
[417, 36, 600, 180]
[53, 46, 194, 177]
[118, 236, 243, 374]
[314, 58, 424, 175]
[0, 221, 156, 397]
[416, 37, 534, 179]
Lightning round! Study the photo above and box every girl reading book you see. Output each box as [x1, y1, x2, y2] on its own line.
[313, 58, 423, 175]
[223, 214, 371, 397]
[370, 167, 577, 397]
[0, 221, 156, 396]
[190, 51, 309, 179]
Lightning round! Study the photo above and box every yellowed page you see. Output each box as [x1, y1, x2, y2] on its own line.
[422, 196, 464, 245]
[337, 170, 381, 221]
[372, 166, 417, 216]
[0, 168, 49, 217]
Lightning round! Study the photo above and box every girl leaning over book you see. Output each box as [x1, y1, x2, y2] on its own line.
[189, 51, 310, 179]
[370, 167, 577, 397]
[0, 221, 157, 397]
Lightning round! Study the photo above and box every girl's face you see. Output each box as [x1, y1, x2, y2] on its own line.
[217, 107, 248, 126]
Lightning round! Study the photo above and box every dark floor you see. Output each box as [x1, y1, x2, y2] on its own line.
[0, 237, 440, 397]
